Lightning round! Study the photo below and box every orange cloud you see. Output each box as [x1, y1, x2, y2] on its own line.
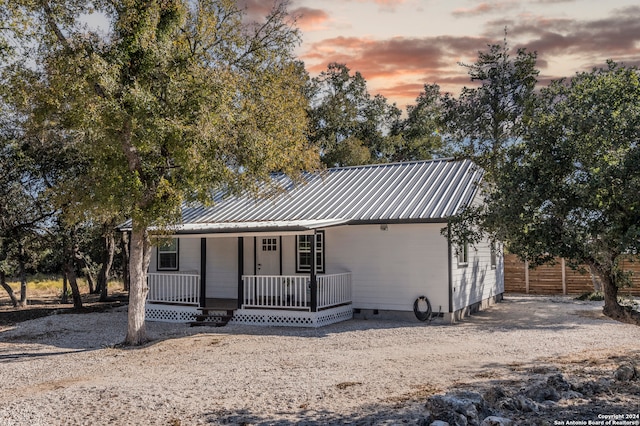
[291, 7, 330, 31]
[302, 35, 489, 76]
[299, 3, 640, 106]
[301, 35, 493, 106]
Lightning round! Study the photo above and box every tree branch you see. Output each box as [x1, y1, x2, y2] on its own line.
[40, 0, 72, 51]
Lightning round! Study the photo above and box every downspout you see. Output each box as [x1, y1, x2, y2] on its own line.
[447, 224, 453, 315]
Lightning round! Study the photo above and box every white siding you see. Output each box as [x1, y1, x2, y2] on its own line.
[449, 190, 504, 312]
[206, 238, 238, 299]
[450, 239, 504, 311]
[324, 223, 450, 313]
[281, 235, 297, 275]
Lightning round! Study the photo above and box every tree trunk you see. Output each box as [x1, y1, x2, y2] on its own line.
[0, 270, 19, 307]
[593, 261, 640, 326]
[75, 251, 96, 294]
[98, 229, 115, 302]
[121, 232, 130, 292]
[63, 257, 83, 309]
[124, 226, 151, 346]
[63, 230, 83, 309]
[61, 272, 68, 304]
[18, 256, 27, 307]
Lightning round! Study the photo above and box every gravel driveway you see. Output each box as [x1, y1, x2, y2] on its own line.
[0, 295, 638, 425]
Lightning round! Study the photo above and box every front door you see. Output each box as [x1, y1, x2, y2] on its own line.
[257, 237, 280, 275]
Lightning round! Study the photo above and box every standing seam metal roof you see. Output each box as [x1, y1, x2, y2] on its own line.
[180, 158, 483, 227]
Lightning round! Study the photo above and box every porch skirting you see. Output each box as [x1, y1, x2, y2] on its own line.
[145, 302, 353, 327]
[146, 303, 200, 323]
[229, 304, 353, 328]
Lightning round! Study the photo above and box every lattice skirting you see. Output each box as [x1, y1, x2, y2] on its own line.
[145, 303, 353, 327]
[146, 304, 199, 323]
[229, 304, 353, 328]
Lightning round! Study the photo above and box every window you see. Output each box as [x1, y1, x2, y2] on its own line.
[490, 242, 497, 269]
[157, 238, 179, 270]
[262, 238, 277, 252]
[296, 231, 324, 273]
[457, 241, 469, 267]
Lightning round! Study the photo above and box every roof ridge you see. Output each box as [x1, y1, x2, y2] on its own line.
[326, 157, 458, 172]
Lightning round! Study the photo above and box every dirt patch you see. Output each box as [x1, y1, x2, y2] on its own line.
[0, 293, 128, 326]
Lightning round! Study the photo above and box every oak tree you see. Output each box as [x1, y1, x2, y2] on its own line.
[3, 0, 317, 344]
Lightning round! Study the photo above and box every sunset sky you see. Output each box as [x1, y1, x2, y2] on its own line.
[261, 0, 640, 108]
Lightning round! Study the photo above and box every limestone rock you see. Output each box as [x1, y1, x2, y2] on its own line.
[480, 417, 514, 426]
[614, 363, 637, 382]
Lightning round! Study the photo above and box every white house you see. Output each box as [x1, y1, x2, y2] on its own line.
[142, 158, 504, 327]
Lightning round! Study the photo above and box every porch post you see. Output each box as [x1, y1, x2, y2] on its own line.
[310, 232, 318, 312]
[237, 237, 244, 309]
[200, 238, 206, 308]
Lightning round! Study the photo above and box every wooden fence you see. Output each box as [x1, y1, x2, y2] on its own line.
[504, 254, 640, 296]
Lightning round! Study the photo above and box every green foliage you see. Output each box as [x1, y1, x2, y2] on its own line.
[492, 62, 640, 269]
[390, 84, 450, 161]
[307, 63, 401, 166]
[2, 0, 319, 341]
[443, 37, 538, 172]
[6, 0, 317, 232]
[575, 292, 604, 301]
[443, 36, 639, 322]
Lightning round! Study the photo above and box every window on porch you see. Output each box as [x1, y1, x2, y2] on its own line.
[296, 231, 324, 273]
[157, 238, 179, 271]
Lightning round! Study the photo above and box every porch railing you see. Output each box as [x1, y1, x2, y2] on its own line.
[242, 273, 352, 311]
[147, 273, 200, 306]
[317, 272, 352, 310]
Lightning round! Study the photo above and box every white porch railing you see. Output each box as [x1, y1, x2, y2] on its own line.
[242, 273, 352, 311]
[317, 272, 352, 310]
[147, 273, 200, 306]
[242, 275, 309, 309]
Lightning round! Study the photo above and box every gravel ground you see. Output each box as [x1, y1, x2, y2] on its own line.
[0, 295, 639, 425]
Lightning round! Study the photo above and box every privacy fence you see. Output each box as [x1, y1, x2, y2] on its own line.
[504, 254, 640, 296]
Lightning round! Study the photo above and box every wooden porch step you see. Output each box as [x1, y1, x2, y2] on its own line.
[189, 309, 235, 327]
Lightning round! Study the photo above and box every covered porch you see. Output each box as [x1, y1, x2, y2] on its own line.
[144, 223, 353, 327]
[145, 271, 353, 326]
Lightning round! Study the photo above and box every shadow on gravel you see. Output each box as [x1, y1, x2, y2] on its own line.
[0, 295, 618, 353]
[206, 296, 606, 339]
[0, 349, 91, 363]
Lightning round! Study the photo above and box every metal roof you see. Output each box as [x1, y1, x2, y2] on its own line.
[175, 158, 482, 232]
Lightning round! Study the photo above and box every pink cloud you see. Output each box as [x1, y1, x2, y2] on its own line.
[291, 7, 330, 31]
[299, 3, 640, 105]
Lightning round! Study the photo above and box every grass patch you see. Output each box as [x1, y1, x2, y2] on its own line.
[4, 275, 125, 298]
